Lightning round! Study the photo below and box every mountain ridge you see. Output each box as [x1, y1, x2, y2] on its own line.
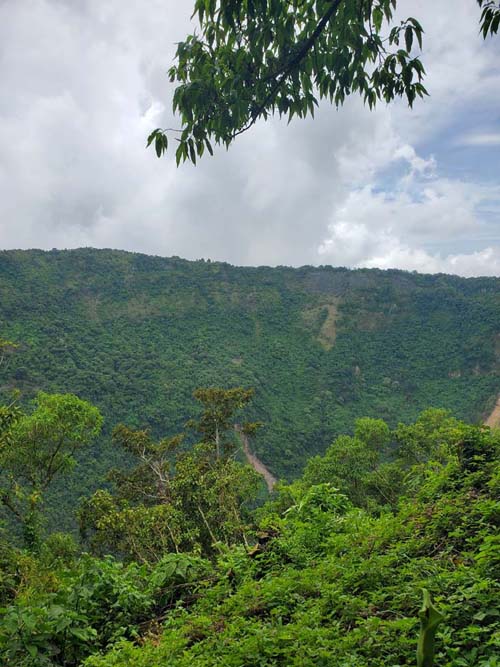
[5, 245, 500, 277]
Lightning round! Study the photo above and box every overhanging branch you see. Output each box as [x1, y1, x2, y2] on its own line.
[233, 0, 345, 138]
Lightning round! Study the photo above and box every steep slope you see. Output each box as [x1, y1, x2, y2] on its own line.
[236, 426, 277, 492]
[485, 396, 500, 427]
[0, 248, 499, 526]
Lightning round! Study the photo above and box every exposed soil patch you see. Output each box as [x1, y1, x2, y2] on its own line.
[235, 426, 277, 492]
[485, 396, 500, 428]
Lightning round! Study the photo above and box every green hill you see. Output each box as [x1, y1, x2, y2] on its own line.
[0, 248, 499, 524]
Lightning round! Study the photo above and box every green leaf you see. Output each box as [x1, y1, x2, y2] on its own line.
[491, 12, 500, 35]
[146, 129, 159, 147]
[405, 26, 413, 52]
[175, 142, 185, 166]
[155, 134, 163, 158]
[373, 6, 383, 32]
[26, 645, 38, 659]
[188, 139, 196, 164]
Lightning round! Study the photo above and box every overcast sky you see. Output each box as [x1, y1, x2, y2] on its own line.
[1, 0, 499, 276]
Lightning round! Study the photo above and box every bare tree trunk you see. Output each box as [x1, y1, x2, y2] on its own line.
[197, 503, 223, 554]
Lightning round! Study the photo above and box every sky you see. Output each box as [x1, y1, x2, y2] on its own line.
[0, 0, 499, 276]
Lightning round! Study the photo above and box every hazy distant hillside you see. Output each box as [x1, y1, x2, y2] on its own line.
[0, 249, 499, 524]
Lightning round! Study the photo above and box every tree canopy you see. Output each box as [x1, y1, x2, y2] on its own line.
[0, 392, 103, 548]
[148, 0, 500, 163]
[79, 388, 261, 561]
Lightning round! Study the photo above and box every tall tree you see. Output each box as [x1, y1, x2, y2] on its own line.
[149, 0, 499, 163]
[189, 387, 258, 459]
[81, 388, 262, 560]
[0, 392, 103, 549]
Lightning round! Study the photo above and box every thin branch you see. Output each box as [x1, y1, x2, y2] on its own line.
[197, 503, 224, 554]
[233, 0, 345, 138]
[0, 490, 23, 520]
[42, 434, 68, 488]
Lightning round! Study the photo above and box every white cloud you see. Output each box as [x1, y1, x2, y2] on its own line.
[316, 0, 500, 275]
[319, 219, 500, 277]
[0, 0, 498, 275]
[458, 132, 500, 147]
[319, 146, 500, 274]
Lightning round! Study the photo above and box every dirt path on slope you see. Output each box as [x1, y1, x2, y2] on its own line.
[485, 396, 500, 428]
[235, 425, 277, 492]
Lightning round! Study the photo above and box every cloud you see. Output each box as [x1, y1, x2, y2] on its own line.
[0, 0, 498, 275]
[320, 220, 500, 277]
[319, 207, 500, 277]
[319, 144, 500, 275]
[458, 132, 500, 147]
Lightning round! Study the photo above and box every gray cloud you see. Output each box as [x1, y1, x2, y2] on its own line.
[0, 0, 499, 274]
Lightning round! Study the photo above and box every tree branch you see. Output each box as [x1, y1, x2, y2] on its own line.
[233, 0, 345, 138]
[0, 489, 23, 520]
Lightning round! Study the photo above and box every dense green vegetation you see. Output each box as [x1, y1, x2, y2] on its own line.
[0, 249, 499, 530]
[0, 392, 102, 549]
[1, 280, 499, 665]
[0, 401, 498, 666]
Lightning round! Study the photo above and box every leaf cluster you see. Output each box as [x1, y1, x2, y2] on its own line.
[79, 388, 262, 561]
[151, 0, 427, 163]
[478, 1, 500, 37]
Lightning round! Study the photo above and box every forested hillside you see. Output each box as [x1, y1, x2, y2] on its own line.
[0, 248, 499, 525]
[1, 249, 499, 666]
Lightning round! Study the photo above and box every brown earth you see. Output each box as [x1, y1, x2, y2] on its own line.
[485, 396, 500, 428]
[235, 425, 277, 492]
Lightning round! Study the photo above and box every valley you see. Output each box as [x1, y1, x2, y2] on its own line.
[0, 248, 499, 528]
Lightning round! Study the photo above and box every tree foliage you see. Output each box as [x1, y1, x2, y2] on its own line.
[150, 0, 427, 163]
[1, 248, 499, 530]
[80, 388, 262, 561]
[189, 387, 258, 459]
[148, 0, 499, 163]
[479, 0, 500, 37]
[4, 393, 103, 491]
[4, 413, 491, 667]
[302, 409, 474, 509]
[0, 337, 18, 370]
[0, 393, 102, 548]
